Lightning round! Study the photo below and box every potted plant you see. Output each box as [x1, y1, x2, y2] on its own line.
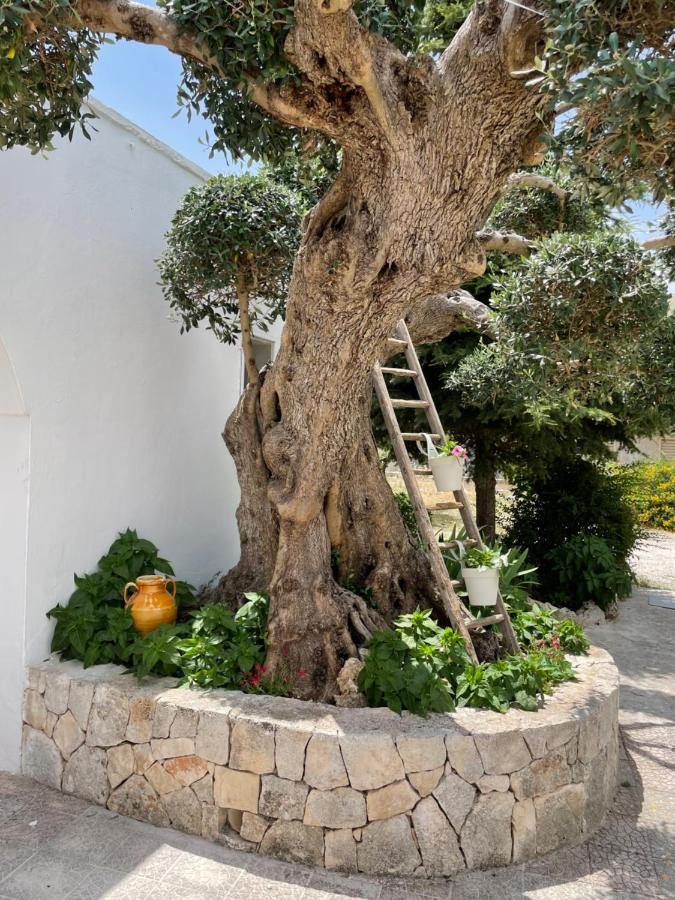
[428, 436, 468, 492]
[461, 547, 501, 607]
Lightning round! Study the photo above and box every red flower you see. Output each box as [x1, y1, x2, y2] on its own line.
[550, 634, 561, 649]
[262, 665, 268, 674]
[250, 673, 260, 686]
[298, 670, 306, 678]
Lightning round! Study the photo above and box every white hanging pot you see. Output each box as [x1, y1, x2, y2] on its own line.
[429, 455, 464, 492]
[417, 433, 464, 492]
[461, 566, 499, 607]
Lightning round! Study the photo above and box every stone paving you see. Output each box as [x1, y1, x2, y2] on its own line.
[0, 588, 673, 899]
[631, 530, 675, 592]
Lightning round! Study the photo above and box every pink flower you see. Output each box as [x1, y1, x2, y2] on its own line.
[298, 670, 307, 679]
[550, 634, 561, 649]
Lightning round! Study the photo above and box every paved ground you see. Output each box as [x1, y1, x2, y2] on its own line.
[632, 530, 675, 591]
[1, 589, 673, 899]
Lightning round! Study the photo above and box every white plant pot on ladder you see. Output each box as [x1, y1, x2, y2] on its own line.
[461, 566, 499, 607]
[419, 434, 464, 492]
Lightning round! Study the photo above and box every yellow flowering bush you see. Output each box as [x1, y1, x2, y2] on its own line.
[616, 461, 675, 532]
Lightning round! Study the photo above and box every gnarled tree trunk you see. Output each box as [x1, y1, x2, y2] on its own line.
[215, 0, 548, 699]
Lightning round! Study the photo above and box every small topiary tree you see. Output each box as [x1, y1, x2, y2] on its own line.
[157, 173, 305, 384]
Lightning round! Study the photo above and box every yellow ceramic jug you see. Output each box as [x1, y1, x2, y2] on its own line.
[124, 575, 177, 636]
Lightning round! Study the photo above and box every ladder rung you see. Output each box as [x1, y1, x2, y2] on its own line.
[467, 614, 504, 630]
[380, 367, 417, 377]
[413, 467, 431, 475]
[426, 501, 464, 511]
[438, 539, 478, 550]
[450, 580, 461, 588]
[391, 399, 429, 410]
[401, 432, 442, 442]
[387, 337, 408, 349]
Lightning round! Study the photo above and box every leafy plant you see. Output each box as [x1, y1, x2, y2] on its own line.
[463, 547, 500, 570]
[358, 606, 581, 717]
[512, 605, 589, 655]
[498, 547, 539, 613]
[437, 437, 468, 459]
[547, 535, 633, 612]
[506, 459, 641, 610]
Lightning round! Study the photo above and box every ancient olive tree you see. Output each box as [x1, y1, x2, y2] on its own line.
[2, 0, 672, 698]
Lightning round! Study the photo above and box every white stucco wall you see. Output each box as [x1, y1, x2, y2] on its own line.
[0, 101, 275, 770]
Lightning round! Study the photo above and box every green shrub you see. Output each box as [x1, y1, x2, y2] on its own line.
[358, 606, 583, 716]
[615, 460, 675, 532]
[394, 491, 422, 546]
[443, 543, 538, 613]
[505, 459, 639, 609]
[547, 535, 632, 611]
[512, 606, 590, 655]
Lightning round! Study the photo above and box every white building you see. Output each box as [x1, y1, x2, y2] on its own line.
[0, 101, 277, 771]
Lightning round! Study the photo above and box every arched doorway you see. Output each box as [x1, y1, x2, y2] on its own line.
[0, 336, 30, 771]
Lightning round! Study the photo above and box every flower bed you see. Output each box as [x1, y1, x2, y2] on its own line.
[22, 649, 619, 877]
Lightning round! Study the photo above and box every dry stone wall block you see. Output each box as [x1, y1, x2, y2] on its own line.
[259, 820, 324, 867]
[214, 767, 260, 814]
[477, 774, 510, 793]
[107, 743, 134, 789]
[395, 734, 446, 773]
[23, 690, 47, 732]
[275, 728, 310, 781]
[108, 774, 169, 827]
[460, 791, 515, 869]
[475, 732, 530, 775]
[151, 737, 195, 760]
[409, 766, 443, 798]
[87, 685, 129, 747]
[195, 710, 230, 765]
[259, 774, 309, 821]
[357, 815, 421, 875]
[164, 755, 208, 786]
[412, 795, 465, 876]
[163, 785, 202, 834]
[146, 762, 182, 795]
[68, 681, 94, 731]
[305, 786, 366, 828]
[433, 771, 475, 833]
[512, 798, 536, 862]
[445, 735, 484, 783]
[62, 744, 108, 804]
[192, 771, 214, 804]
[340, 734, 404, 791]
[366, 780, 418, 821]
[44, 672, 70, 715]
[133, 743, 153, 774]
[534, 783, 586, 854]
[152, 701, 177, 738]
[325, 828, 358, 872]
[126, 698, 154, 743]
[511, 747, 571, 800]
[170, 707, 198, 739]
[240, 812, 271, 843]
[53, 711, 85, 759]
[229, 719, 275, 774]
[304, 733, 349, 790]
[21, 726, 63, 790]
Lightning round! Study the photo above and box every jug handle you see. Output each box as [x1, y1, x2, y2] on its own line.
[165, 577, 177, 600]
[123, 582, 137, 608]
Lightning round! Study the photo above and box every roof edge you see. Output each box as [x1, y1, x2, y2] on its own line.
[86, 97, 211, 183]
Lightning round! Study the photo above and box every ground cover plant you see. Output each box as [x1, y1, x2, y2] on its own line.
[358, 604, 588, 716]
[47, 531, 300, 693]
[5, 0, 673, 699]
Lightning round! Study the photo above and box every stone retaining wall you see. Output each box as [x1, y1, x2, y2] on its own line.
[21, 648, 619, 877]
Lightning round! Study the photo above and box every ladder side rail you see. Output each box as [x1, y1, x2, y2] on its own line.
[373, 363, 478, 663]
[396, 321, 521, 655]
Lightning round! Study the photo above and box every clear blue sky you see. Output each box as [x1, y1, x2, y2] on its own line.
[91, 40, 664, 239]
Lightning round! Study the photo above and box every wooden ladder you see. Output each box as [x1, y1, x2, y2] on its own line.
[373, 319, 520, 662]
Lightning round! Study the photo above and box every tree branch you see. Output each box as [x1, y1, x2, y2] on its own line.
[642, 234, 675, 251]
[404, 290, 494, 347]
[477, 229, 535, 256]
[503, 172, 568, 203]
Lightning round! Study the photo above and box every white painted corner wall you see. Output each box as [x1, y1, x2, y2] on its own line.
[0, 101, 278, 770]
